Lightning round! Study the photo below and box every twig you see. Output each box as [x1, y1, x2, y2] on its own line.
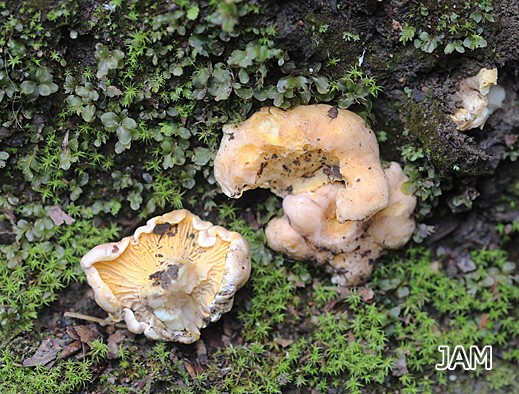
[64, 312, 127, 329]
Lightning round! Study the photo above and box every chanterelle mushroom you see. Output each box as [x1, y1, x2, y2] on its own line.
[265, 162, 416, 286]
[450, 68, 506, 131]
[214, 104, 389, 222]
[81, 209, 250, 343]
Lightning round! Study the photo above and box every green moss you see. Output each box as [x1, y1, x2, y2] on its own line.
[180, 244, 517, 393]
[403, 95, 487, 177]
[0, 350, 93, 394]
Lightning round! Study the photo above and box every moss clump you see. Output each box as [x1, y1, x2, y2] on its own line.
[403, 95, 489, 177]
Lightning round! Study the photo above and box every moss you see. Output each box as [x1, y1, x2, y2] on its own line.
[403, 95, 489, 177]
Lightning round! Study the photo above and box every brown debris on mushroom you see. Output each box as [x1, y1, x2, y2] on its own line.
[80, 209, 250, 343]
[214, 104, 417, 286]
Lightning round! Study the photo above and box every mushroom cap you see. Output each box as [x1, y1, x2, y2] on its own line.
[367, 162, 418, 248]
[265, 162, 416, 286]
[214, 104, 389, 222]
[81, 209, 250, 343]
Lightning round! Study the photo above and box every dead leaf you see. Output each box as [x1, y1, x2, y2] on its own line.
[56, 341, 82, 361]
[23, 338, 61, 368]
[391, 19, 403, 32]
[72, 324, 101, 347]
[339, 286, 351, 299]
[479, 313, 490, 330]
[48, 206, 75, 226]
[324, 299, 339, 311]
[66, 325, 80, 341]
[184, 360, 197, 379]
[456, 254, 476, 273]
[134, 374, 152, 390]
[107, 85, 123, 96]
[276, 338, 294, 348]
[359, 287, 375, 303]
[347, 331, 356, 342]
[392, 351, 408, 377]
[327, 106, 338, 119]
[107, 330, 127, 359]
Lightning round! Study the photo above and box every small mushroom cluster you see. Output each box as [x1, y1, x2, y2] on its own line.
[80, 104, 416, 342]
[214, 104, 417, 285]
[81, 210, 250, 343]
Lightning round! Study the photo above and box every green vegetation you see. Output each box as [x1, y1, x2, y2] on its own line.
[0, 1, 516, 393]
[0, 197, 120, 334]
[0, 352, 93, 394]
[399, 1, 495, 54]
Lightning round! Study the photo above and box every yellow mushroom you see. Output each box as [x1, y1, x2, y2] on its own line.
[450, 68, 505, 131]
[214, 104, 389, 222]
[265, 162, 416, 286]
[80, 209, 250, 343]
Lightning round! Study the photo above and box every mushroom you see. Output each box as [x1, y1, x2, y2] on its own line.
[450, 68, 506, 131]
[265, 162, 416, 286]
[80, 209, 250, 343]
[214, 104, 389, 222]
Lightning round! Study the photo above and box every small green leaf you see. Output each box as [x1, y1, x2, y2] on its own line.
[82, 105, 96, 122]
[186, 5, 199, 20]
[0, 151, 9, 168]
[20, 81, 36, 95]
[76, 86, 90, 97]
[122, 116, 137, 131]
[444, 43, 455, 54]
[128, 191, 142, 210]
[193, 147, 212, 166]
[470, 11, 483, 23]
[235, 86, 253, 99]
[163, 153, 175, 169]
[101, 112, 119, 130]
[35, 67, 52, 82]
[37, 83, 55, 96]
[59, 149, 72, 170]
[312, 76, 329, 94]
[178, 127, 191, 139]
[117, 127, 132, 145]
[66, 95, 83, 108]
[238, 69, 249, 84]
[173, 145, 186, 165]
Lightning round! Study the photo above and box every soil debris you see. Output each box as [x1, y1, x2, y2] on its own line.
[48, 206, 75, 226]
[22, 338, 61, 368]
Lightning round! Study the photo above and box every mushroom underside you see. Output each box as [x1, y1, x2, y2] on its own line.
[93, 217, 231, 338]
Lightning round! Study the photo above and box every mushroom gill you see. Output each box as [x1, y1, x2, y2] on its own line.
[81, 209, 250, 343]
